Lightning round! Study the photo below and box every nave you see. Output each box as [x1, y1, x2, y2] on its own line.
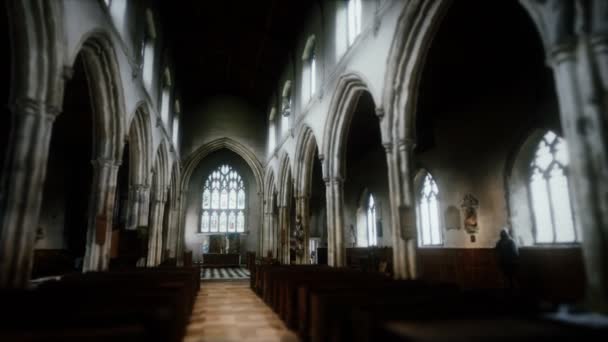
[184, 281, 296, 342]
[1, 0, 608, 340]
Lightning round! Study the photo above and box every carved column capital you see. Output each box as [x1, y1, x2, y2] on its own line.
[11, 97, 59, 121]
[130, 184, 150, 192]
[91, 158, 120, 168]
[397, 139, 416, 152]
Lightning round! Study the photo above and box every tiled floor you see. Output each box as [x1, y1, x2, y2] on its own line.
[184, 280, 299, 342]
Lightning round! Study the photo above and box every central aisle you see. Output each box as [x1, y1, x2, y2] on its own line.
[184, 280, 298, 342]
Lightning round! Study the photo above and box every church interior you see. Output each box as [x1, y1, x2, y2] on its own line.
[1, 0, 608, 341]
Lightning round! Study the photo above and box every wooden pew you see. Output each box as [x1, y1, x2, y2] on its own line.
[0, 267, 200, 342]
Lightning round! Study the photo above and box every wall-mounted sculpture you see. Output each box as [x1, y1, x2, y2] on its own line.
[461, 194, 479, 235]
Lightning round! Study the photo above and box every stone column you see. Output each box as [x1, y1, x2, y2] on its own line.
[83, 158, 120, 272]
[127, 184, 150, 230]
[175, 189, 187, 264]
[521, 0, 608, 313]
[263, 199, 273, 257]
[165, 205, 178, 259]
[385, 140, 417, 279]
[0, 99, 58, 288]
[257, 191, 264, 257]
[296, 194, 311, 264]
[278, 205, 289, 264]
[325, 177, 345, 267]
[147, 197, 166, 267]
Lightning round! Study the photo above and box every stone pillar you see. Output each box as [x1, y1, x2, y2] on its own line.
[263, 199, 273, 257]
[296, 194, 311, 264]
[127, 184, 150, 230]
[0, 100, 58, 288]
[165, 205, 178, 259]
[175, 190, 187, 265]
[147, 197, 166, 267]
[385, 140, 417, 280]
[83, 158, 120, 272]
[257, 191, 264, 257]
[278, 205, 289, 264]
[325, 177, 345, 267]
[521, 0, 608, 313]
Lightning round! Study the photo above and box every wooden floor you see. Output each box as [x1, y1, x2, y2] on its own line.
[184, 280, 298, 342]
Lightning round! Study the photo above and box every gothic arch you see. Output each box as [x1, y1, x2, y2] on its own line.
[262, 167, 277, 256]
[169, 161, 181, 210]
[294, 125, 319, 197]
[75, 31, 126, 162]
[153, 140, 170, 198]
[323, 72, 373, 180]
[128, 102, 153, 187]
[181, 138, 264, 195]
[382, 0, 450, 143]
[0, 0, 65, 288]
[6, 0, 65, 110]
[278, 152, 294, 207]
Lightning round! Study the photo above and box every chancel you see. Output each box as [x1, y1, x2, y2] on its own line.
[1, 0, 608, 341]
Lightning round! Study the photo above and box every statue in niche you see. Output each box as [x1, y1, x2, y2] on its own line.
[461, 194, 479, 234]
[444, 206, 461, 230]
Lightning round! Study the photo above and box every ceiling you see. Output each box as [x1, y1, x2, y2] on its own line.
[160, 0, 315, 115]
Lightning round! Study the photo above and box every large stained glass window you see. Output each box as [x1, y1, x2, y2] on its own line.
[200, 165, 246, 233]
[529, 131, 577, 243]
[417, 173, 442, 246]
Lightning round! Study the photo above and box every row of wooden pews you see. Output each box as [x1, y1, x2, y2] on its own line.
[252, 264, 607, 342]
[0, 267, 200, 341]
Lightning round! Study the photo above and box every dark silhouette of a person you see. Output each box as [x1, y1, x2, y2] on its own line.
[495, 229, 519, 289]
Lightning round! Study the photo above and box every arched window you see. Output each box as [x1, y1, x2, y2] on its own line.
[302, 35, 317, 103]
[529, 131, 577, 243]
[281, 81, 292, 136]
[366, 194, 377, 246]
[142, 9, 156, 92]
[268, 107, 277, 154]
[200, 165, 246, 233]
[160, 68, 172, 128]
[347, 0, 362, 46]
[310, 53, 317, 98]
[172, 99, 180, 151]
[417, 173, 442, 246]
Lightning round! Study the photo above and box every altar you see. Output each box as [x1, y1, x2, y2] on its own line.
[200, 234, 242, 267]
[201, 253, 240, 267]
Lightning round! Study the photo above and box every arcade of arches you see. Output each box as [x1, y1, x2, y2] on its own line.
[0, 0, 608, 339]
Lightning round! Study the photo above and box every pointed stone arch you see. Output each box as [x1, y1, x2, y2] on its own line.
[181, 138, 264, 194]
[382, 0, 450, 143]
[322, 72, 375, 267]
[277, 152, 293, 208]
[323, 73, 374, 180]
[123, 103, 153, 231]
[262, 167, 278, 257]
[128, 102, 153, 188]
[294, 125, 320, 198]
[0, 0, 65, 288]
[75, 31, 126, 162]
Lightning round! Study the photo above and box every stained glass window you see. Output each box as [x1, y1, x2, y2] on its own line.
[529, 131, 577, 243]
[417, 173, 442, 246]
[200, 164, 246, 233]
